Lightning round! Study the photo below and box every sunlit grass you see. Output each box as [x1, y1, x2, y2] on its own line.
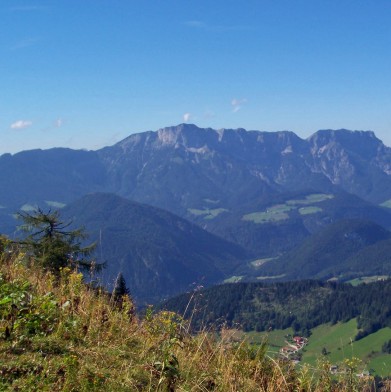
[347, 275, 390, 286]
[380, 199, 391, 208]
[242, 194, 333, 224]
[299, 206, 323, 215]
[287, 194, 334, 205]
[0, 240, 385, 391]
[251, 257, 277, 268]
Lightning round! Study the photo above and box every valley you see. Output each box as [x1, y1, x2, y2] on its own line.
[2, 125, 391, 302]
[1, 125, 391, 386]
[3, 1, 391, 388]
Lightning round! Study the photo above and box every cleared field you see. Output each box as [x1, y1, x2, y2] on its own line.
[299, 206, 323, 215]
[287, 193, 334, 205]
[256, 274, 286, 280]
[204, 198, 220, 204]
[250, 257, 276, 268]
[223, 275, 244, 283]
[302, 319, 358, 366]
[246, 328, 293, 355]
[188, 207, 228, 219]
[380, 199, 391, 208]
[301, 320, 391, 377]
[246, 319, 391, 377]
[242, 205, 294, 224]
[367, 354, 391, 377]
[242, 194, 333, 224]
[348, 275, 389, 286]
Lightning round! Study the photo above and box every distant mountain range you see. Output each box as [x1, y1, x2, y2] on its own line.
[2, 124, 391, 215]
[2, 124, 391, 302]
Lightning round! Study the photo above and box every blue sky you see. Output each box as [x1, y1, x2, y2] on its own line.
[1, 1, 391, 154]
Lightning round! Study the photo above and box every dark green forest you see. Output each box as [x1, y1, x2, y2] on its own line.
[161, 279, 391, 338]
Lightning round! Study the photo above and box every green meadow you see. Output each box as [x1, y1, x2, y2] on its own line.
[301, 320, 391, 377]
[242, 193, 333, 224]
[244, 319, 391, 377]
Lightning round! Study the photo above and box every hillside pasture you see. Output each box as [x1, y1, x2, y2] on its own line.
[347, 276, 390, 286]
[298, 206, 323, 215]
[250, 257, 276, 268]
[301, 319, 391, 377]
[242, 194, 334, 224]
[188, 207, 228, 219]
[287, 193, 334, 205]
[242, 205, 293, 224]
[380, 199, 391, 208]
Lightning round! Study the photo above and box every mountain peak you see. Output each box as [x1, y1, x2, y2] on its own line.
[156, 123, 204, 146]
[309, 129, 384, 157]
[309, 129, 378, 144]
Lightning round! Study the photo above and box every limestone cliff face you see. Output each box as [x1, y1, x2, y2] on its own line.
[307, 129, 391, 202]
[97, 124, 391, 211]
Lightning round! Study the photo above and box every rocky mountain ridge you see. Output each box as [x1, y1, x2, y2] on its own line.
[1, 124, 391, 232]
[2, 124, 391, 301]
[99, 124, 391, 205]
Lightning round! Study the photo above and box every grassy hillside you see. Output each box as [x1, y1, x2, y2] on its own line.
[302, 321, 391, 377]
[1, 240, 388, 390]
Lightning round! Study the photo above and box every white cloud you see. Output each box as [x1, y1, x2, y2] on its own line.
[231, 98, 247, 113]
[183, 112, 192, 122]
[10, 120, 32, 130]
[55, 118, 63, 128]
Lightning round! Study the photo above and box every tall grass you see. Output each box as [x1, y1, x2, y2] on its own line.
[0, 244, 388, 391]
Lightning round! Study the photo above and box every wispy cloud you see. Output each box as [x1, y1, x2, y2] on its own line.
[183, 112, 192, 122]
[11, 37, 40, 50]
[231, 98, 247, 113]
[204, 110, 215, 119]
[41, 118, 66, 133]
[55, 118, 63, 128]
[183, 20, 253, 32]
[10, 120, 32, 130]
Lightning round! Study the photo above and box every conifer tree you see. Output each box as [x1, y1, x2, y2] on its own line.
[113, 272, 130, 299]
[112, 272, 135, 317]
[17, 208, 102, 274]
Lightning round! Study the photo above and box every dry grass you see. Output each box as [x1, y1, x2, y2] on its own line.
[0, 245, 385, 391]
